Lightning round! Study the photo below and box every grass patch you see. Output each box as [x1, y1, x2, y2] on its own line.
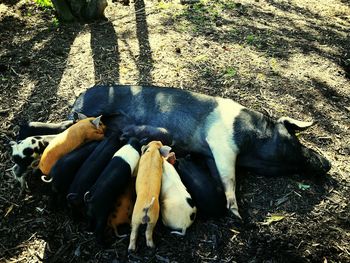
[34, 0, 53, 9]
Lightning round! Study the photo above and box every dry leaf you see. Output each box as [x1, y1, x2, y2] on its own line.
[262, 214, 285, 225]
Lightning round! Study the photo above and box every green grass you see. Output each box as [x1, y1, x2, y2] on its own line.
[246, 34, 255, 44]
[34, 0, 53, 9]
[224, 67, 237, 77]
[170, 0, 237, 33]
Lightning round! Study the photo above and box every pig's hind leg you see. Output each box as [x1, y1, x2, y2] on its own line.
[128, 222, 140, 252]
[145, 222, 156, 248]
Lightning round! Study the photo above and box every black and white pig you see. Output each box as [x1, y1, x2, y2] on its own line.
[66, 133, 122, 208]
[10, 134, 57, 187]
[84, 137, 141, 244]
[160, 152, 197, 235]
[175, 154, 227, 218]
[71, 85, 332, 218]
[17, 120, 74, 140]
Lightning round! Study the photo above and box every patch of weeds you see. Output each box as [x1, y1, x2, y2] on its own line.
[246, 34, 256, 44]
[51, 17, 59, 27]
[34, 0, 53, 9]
[156, 1, 173, 10]
[174, 0, 235, 33]
[224, 67, 237, 77]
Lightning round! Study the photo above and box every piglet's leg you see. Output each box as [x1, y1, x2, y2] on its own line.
[145, 223, 156, 248]
[114, 227, 128, 238]
[128, 223, 139, 252]
[206, 138, 241, 219]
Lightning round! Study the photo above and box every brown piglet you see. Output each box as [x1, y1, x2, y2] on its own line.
[128, 141, 171, 251]
[107, 179, 135, 237]
[39, 114, 105, 179]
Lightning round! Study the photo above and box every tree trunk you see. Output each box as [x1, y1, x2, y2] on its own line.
[51, 0, 107, 22]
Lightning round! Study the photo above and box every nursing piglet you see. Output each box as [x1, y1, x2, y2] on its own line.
[10, 134, 57, 187]
[121, 125, 173, 146]
[17, 120, 74, 140]
[66, 133, 122, 208]
[39, 114, 105, 178]
[50, 141, 100, 197]
[107, 178, 135, 237]
[85, 138, 141, 244]
[175, 155, 227, 218]
[128, 141, 171, 251]
[160, 152, 196, 235]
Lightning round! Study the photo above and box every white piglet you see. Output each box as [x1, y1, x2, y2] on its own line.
[160, 153, 196, 235]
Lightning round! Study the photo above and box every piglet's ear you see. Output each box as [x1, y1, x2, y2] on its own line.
[166, 152, 176, 165]
[278, 117, 314, 132]
[9, 141, 17, 147]
[91, 115, 102, 129]
[160, 145, 172, 158]
[74, 112, 88, 121]
[141, 145, 149, 154]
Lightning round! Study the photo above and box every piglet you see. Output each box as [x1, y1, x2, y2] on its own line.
[39, 114, 106, 179]
[160, 152, 196, 235]
[17, 120, 74, 140]
[175, 154, 227, 218]
[10, 134, 57, 188]
[85, 138, 141, 244]
[66, 132, 122, 208]
[50, 141, 100, 202]
[128, 141, 171, 251]
[107, 178, 135, 238]
[121, 125, 173, 146]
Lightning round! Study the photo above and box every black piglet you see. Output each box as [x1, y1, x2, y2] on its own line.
[84, 137, 141, 244]
[66, 133, 122, 208]
[50, 141, 100, 206]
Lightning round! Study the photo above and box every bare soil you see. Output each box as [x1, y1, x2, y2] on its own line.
[0, 0, 349, 262]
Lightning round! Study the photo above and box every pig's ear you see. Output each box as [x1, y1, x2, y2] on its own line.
[141, 145, 149, 154]
[166, 152, 176, 165]
[9, 140, 17, 147]
[160, 145, 172, 158]
[278, 117, 314, 132]
[74, 112, 88, 121]
[91, 115, 102, 129]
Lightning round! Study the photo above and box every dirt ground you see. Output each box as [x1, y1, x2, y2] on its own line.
[0, 0, 349, 262]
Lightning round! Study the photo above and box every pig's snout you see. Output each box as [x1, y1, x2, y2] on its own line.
[301, 147, 331, 176]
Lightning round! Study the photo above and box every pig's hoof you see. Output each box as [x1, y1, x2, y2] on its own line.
[226, 197, 242, 220]
[229, 207, 242, 220]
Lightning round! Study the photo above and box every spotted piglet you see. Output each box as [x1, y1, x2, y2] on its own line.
[128, 141, 171, 251]
[107, 178, 135, 237]
[10, 134, 57, 188]
[160, 152, 196, 235]
[39, 114, 106, 180]
[17, 120, 74, 140]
